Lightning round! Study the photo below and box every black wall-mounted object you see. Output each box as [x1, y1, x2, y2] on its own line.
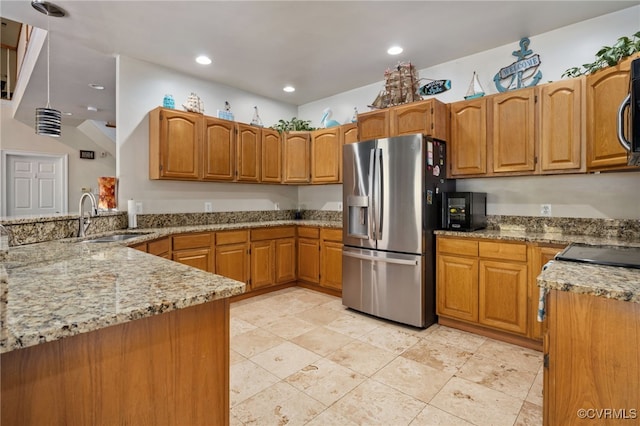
[80, 150, 95, 159]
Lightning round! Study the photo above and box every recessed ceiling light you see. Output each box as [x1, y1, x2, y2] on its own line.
[283, 86, 295, 93]
[195, 55, 212, 65]
[89, 83, 104, 90]
[387, 46, 403, 55]
[87, 106, 98, 112]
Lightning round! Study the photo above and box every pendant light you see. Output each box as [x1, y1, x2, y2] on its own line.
[32, 0, 66, 137]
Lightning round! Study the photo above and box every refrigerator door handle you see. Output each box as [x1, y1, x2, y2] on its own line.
[343, 250, 419, 266]
[368, 148, 376, 240]
[371, 148, 382, 240]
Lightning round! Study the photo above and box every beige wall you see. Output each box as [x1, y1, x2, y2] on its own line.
[0, 101, 116, 215]
[115, 56, 300, 214]
[298, 6, 640, 219]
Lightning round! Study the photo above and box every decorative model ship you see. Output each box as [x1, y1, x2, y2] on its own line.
[369, 62, 421, 109]
[183, 92, 204, 114]
[464, 71, 485, 100]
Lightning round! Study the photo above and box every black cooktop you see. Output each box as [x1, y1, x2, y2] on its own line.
[555, 244, 640, 269]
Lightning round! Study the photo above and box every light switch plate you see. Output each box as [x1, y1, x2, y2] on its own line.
[204, 202, 213, 212]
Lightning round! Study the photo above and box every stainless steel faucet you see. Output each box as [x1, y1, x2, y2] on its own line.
[78, 192, 98, 237]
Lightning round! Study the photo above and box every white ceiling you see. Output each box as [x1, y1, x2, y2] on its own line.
[1, 1, 638, 127]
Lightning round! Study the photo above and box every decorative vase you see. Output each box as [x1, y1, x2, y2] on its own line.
[97, 177, 117, 210]
[163, 94, 175, 109]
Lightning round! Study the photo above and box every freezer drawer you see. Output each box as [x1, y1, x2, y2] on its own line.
[342, 247, 425, 327]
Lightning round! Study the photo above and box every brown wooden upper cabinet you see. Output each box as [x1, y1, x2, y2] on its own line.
[203, 116, 235, 181]
[151, 108, 271, 183]
[261, 128, 282, 183]
[149, 107, 203, 180]
[236, 123, 261, 182]
[586, 54, 636, 171]
[357, 109, 389, 141]
[391, 99, 448, 141]
[539, 78, 585, 174]
[449, 78, 586, 178]
[341, 123, 359, 144]
[491, 88, 537, 174]
[311, 127, 342, 184]
[449, 98, 488, 177]
[282, 132, 311, 184]
[357, 99, 448, 141]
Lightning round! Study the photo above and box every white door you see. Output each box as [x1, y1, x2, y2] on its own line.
[2, 151, 68, 217]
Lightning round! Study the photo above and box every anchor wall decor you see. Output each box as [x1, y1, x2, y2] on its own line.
[494, 37, 542, 93]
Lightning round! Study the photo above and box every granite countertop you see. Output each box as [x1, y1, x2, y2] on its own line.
[537, 260, 640, 303]
[434, 228, 640, 304]
[0, 220, 340, 354]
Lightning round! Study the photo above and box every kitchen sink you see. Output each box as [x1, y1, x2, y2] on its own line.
[83, 233, 148, 243]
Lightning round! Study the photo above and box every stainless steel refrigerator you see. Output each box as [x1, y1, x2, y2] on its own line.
[342, 133, 454, 328]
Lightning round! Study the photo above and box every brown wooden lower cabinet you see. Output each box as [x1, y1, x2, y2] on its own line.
[215, 230, 249, 286]
[133, 226, 340, 296]
[275, 237, 296, 283]
[147, 237, 171, 258]
[171, 232, 214, 272]
[250, 240, 275, 289]
[298, 227, 320, 283]
[320, 228, 343, 291]
[1, 299, 230, 426]
[544, 290, 640, 425]
[130, 237, 170, 258]
[249, 227, 297, 291]
[297, 227, 343, 295]
[436, 235, 543, 349]
[478, 259, 528, 334]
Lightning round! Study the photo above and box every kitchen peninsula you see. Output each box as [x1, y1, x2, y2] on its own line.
[538, 259, 640, 425]
[0, 236, 245, 425]
[0, 210, 342, 425]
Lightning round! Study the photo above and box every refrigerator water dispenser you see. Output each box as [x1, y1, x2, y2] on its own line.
[347, 195, 369, 238]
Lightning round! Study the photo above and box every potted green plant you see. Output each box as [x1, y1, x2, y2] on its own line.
[562, 31, 640, 78]
[271, 117, 315, 133]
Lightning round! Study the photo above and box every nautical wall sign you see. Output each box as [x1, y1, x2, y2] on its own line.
[494, 37, 542, 92]
[419, 79, 451, 96]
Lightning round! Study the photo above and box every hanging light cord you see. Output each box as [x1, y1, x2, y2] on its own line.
[46, 12, 51, 108]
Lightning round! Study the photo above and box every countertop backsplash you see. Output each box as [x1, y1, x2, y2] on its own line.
[2, 211, 638, 247]
[1, 210, 343, 246]
[485, 215, 640, 241]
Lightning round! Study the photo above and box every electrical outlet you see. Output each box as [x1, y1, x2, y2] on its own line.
[81, 187, 91, 193]
[204, 202, 213, 212]
[135, 202, 143, 214]
[540, 204, 552, 217]
[274, 202, 280, 211]
[338, 202, 343, 210]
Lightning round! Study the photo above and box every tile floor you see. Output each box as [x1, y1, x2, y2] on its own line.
[230, 287, 543, 426]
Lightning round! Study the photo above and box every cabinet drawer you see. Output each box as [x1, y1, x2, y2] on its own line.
[479, 241, 527, 262]
[438, 238, 478, 257]
[172, 232, 212, 251]
[321, 228, 342, 242]
[216, 230, 249, 245]
[298, 227, 320, 239]
[251, 226, 296, 241]
[148, 238, 170, 255]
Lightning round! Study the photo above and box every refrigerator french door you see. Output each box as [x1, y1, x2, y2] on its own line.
[342, 134, 452, 327]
